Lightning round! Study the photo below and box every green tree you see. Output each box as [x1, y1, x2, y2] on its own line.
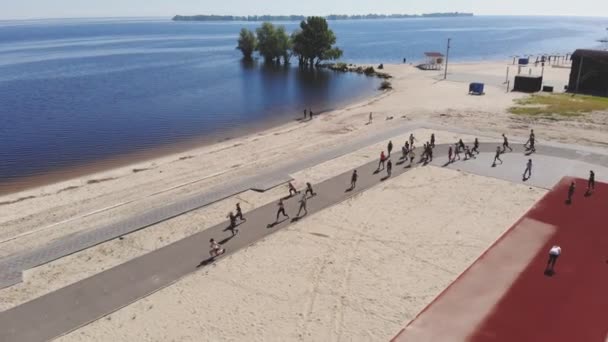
[255, 22, 291, 64]
[236, 28, 257, 60]
[292, 17, 343, 67]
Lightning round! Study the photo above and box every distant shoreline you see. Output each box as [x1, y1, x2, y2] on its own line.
[172, 12, 474, 22]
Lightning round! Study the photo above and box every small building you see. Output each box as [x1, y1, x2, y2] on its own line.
[418, 52, 444, 70]
[568, 49, 608, 96]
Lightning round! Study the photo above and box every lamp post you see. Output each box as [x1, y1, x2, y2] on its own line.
[444, 38, 451, 80]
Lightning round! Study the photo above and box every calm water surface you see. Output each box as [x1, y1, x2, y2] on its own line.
[0, 16, 606, 193]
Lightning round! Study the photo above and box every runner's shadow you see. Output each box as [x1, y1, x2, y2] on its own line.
[403, 164, 412, 169]
[396, 160, 406, 166]
[523, 175, 530, 182]
[380, 175, 390, 182]
[442, 161, 452, 167]
[585, 190, 593, 197]
[544, 269, 555, 277]
[267, 218, 289, 228]
[291, 215, 306, 223]
[525, 150, 535, 156]
[373, 169, 381, 175]
[565, 199, 572, 205]
[345, 186, 354, 193]
[218, 235, 235, 245]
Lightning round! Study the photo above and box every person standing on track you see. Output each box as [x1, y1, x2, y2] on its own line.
[350, 170, 358, 189]
[388, 140, 393, 158]
[409, 133, 416, 149]
[546, 245, 561, 274]
[275, 198, 289, 222]
[502, 133, 513, 152]
[386, 159, 393, 177]
[430, 133, 436, 148]
[587, 170, 595, 194]
[523, 159, 532, 179]
[567, 181, 576, 203]
[493, 146, 503, 166]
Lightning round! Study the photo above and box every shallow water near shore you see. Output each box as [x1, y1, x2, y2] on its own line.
[0, 16, 605, 194]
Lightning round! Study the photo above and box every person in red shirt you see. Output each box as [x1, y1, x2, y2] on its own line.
[377, 151, 386, 171]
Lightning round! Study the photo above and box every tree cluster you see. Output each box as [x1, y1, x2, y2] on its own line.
[236, 17, 342, 67]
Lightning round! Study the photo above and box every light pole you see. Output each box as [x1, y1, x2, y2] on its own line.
[444, 38, 451, 80]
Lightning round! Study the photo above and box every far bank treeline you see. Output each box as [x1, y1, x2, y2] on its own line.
[237, 17, 342, 67]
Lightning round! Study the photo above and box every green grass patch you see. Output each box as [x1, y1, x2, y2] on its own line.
[509, 93, 608, 117]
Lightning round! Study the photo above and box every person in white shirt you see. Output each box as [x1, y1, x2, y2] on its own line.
[546, 245, 561, 273]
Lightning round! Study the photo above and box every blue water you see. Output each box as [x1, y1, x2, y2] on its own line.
[0, 16, 606, 192]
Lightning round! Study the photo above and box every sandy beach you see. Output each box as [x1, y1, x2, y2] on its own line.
[1, 60, 606, 340]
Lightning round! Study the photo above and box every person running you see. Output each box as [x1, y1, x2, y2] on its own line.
[448, 146, 453, 163]
[526, 130, 536, 153]
[493, 146, 503, 166]
[546, 245, 562, 274]
[567, 181, 575, 203]
[458, 139, 465, 152]
[209, 238, 225, 258]
[426, 144, 433, 162]
[276, 198, 289, 222]
[386, 159, 393, 177]
[409, 134, 416, 149]
[388, 140, 393, 157]
[401, 145, 407, 160]
[368, 112, 373, 124]
[464, 146, 476, 160]
[430, 133, 436, 148]
[404, 141, 410, 152]
[472, 138, 480, 154]
[523, 159, 532, 179]
[303, 109, 307, 120]
[305, 182, 316, 197]
[235, 203, 245, 221]
[227, 211, 238, 236]
[502, 134, 513, 152]
[296, 193, 308, 217]
[587, 170, 595, 193]
[454, 143, 461, 161]
[378, 151, 387, 171]
[288, 182, 300, 197]
[350, 170, 358, 189]
[408, 149, 415, 166]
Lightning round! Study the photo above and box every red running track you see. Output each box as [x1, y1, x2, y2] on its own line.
[394, 177, 608, 342]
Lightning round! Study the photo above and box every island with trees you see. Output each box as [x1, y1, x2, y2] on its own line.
[173, 12, 473, 22]
[236, 17, 392, 88]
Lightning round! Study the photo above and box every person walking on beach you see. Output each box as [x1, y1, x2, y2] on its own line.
[587, 170, 595, 194]
[545, 245, 561, 274]
[235, 203, 245, 221]
[309, 108, 314, 119]
[227, 211, 238, 236]
[526, 130, 536, 153]
[303, 109, 307, 120]
[296, 193, 308, 217]
[502, 134, 513, 153]
[448, 146, 453, 163]
[523, 159, 532, 179]
[388, 140, 394, 158]
[378, 151, 387, 171]
[401, 145, 407, 160]
[386, 159, 393, 177]
[426, 144, 433, 162]
[368, 112, 373, 124]
[493, 146, 503, 166]
[567, 181, 576, 203]
[305, 182, 316, 197]
[288, 182, 300, 197]
[458, 139, 465, 152]
[275, 198, 289, 222]
[350, 170, 358, 189]
[409, 134, 416, 149]
[472, 138, 480, 154]
[430, 133, 436, 148]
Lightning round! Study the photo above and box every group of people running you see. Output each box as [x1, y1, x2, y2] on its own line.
[210, 128, 596, 260]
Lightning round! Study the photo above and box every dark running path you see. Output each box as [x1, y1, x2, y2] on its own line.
[2, 139, 608, 342]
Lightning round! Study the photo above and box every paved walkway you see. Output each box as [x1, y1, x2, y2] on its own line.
[2, 137, 608, 341]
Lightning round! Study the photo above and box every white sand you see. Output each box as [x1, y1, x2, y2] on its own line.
[58, 167, 545, 341]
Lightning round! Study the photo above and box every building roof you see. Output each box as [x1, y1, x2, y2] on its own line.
[572, 49, 608, 59]
[424, 52, 444, 57]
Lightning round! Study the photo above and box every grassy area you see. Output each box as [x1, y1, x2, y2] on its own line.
[509, 93, 608, 117]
